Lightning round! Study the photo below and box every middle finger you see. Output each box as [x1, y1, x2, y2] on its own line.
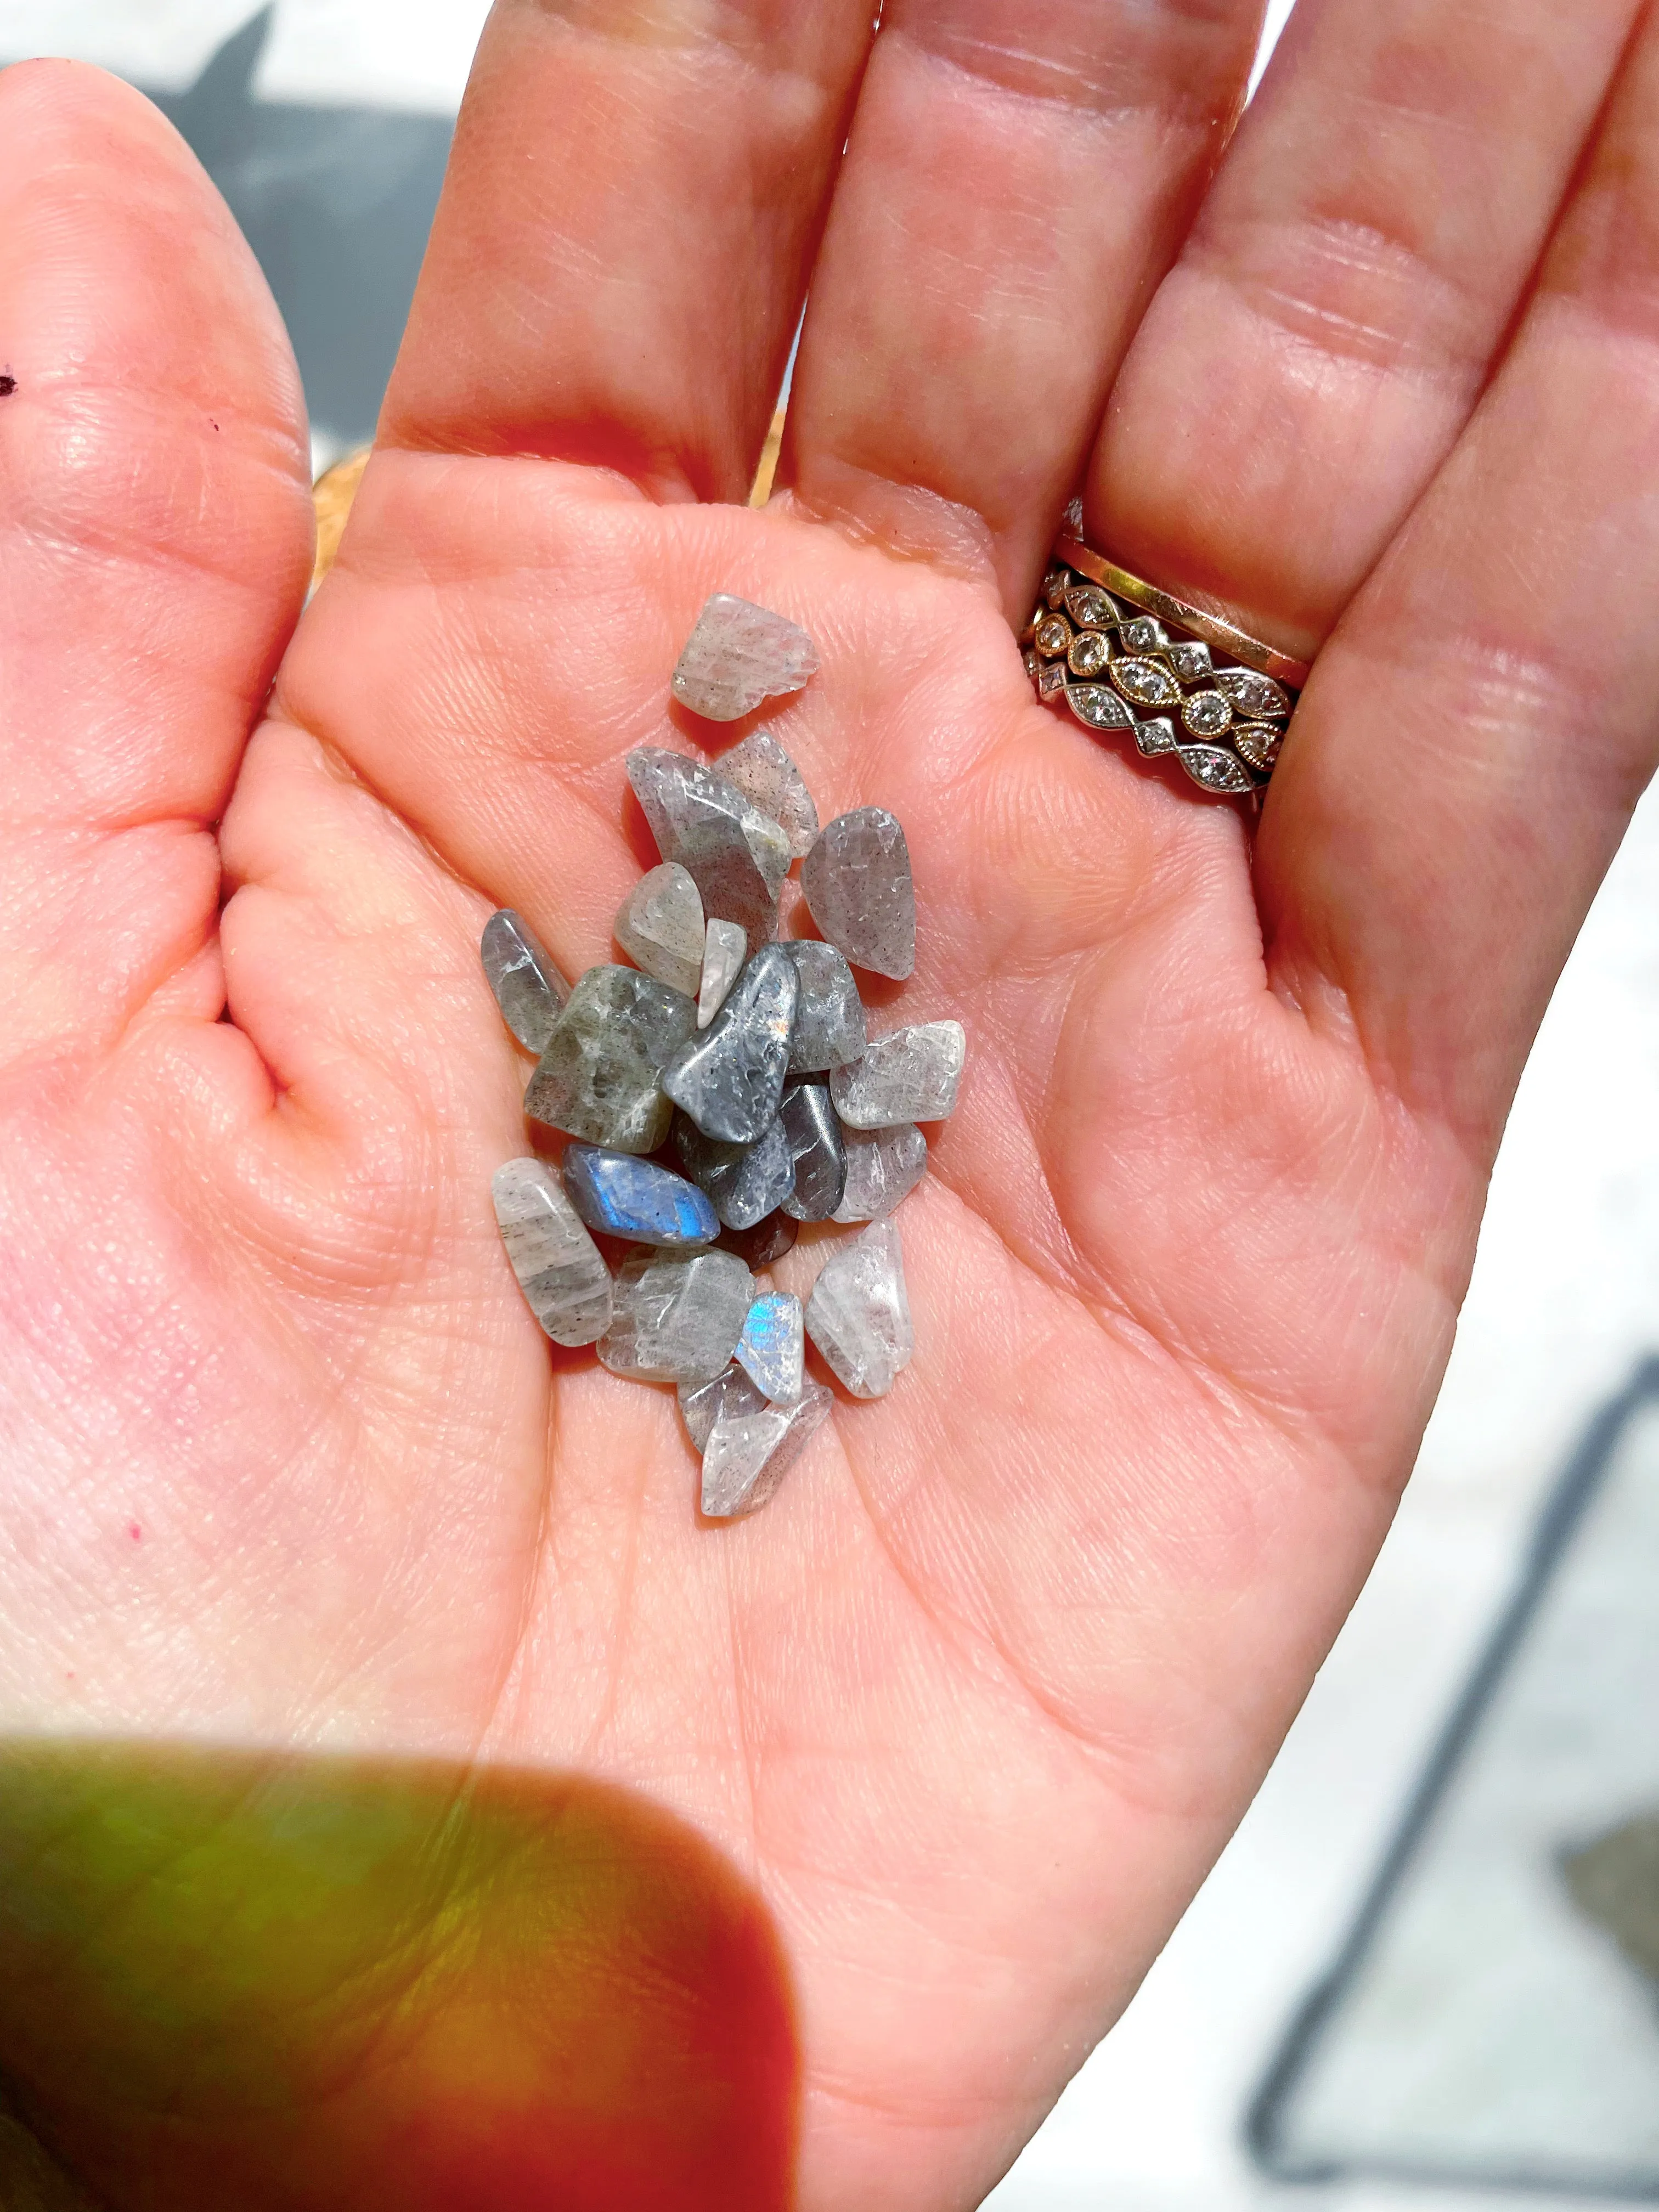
[1086, 0, 1644, 662]
[779, 0, 1268, 603]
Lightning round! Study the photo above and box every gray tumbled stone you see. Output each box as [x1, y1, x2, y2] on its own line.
[481, 909, 568, 1054]
[718, 731, 819, 857]
[801, 808, 915, 980]
[598, 1248, 753, 1384]
[679, 1363, 769, 1454]
[614, 863, 704, 997]
[701, 1380, 833, 1520]
[779, 1080, 847, 1222]
[805, 1221, 914, 1399]
[717, 1209, 799, 1269]
[661, 944, 798, 1144]
[830, 1020, 965, 1128]
[671, 594, 820, 723]
[834, 1123, 928, 1222]
[524, 964, 695, 1154]
[782, 941, 866, 1073]
[697, 918, 747, 1029]
[491, 1156, 612, 1347]
[674, 1111, 795, 1231]
[628, 746, 789, 947]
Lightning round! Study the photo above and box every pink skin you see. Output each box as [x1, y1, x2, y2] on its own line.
[4, 2, 1659, 2203]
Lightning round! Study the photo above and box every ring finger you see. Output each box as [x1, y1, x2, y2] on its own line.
[1085, 0, 1643, 662]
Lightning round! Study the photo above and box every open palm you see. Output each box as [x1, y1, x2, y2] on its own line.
[5, 3, 1659, 2206]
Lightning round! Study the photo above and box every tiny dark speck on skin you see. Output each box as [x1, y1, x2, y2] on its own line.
[0, 374, 16, 398]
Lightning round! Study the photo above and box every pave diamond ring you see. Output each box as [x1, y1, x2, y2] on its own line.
[1022, 528, 1310, 798]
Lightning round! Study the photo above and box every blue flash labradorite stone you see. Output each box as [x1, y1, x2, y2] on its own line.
[734, 1291, 804, 1406]
[561, 1145, 718, 1248]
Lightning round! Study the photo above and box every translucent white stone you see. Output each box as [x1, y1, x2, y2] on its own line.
[672, 595, 820, 723]
[599, 1249, 753, 1385]
[614, 863, 704, 998]
[697, 919, 747, 1029]
[829, 1022, 965, 1128]
[491, 1158, 613, 1347]
[833, 1123, 927, 1222]
[734, 1290, 804, 1406]
[800, 808, 915, 980]
[805, 1221, 913, 1400]
[701, 1381, 833, 1519]
[718, 731, 819, 857]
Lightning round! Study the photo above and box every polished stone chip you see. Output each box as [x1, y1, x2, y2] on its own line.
[1034, 613, 1070, 657]
[614, 862, 704, 998]
[783, 941, 866, 1072]
[697, 918, 747, 1029]
[1119, 616, 1170, 654]
[735, 1290, 804, 1405]
[779, 1080, 848, 1222]
[1036, 661, 1069, 702]
[717, 731, 820, 857]
[599, 1248, 753, 1384]
[674, 1111, 796, 1231]
[491, 1156, 613, 1346]
[805, 1221, 914, 1400]
[801, 808, 916, 981]
[701, 1382, 833, 1519]
[671, 594, 821, 722]
[481, 909, 568, 1055]
[524, 964, 695, 1154]
[834, 1122, 927, 1222]
[628, 745, 789, 946]
[662, 944, 799, 1144]
[562, 1143, 717, 1248]
[829, 1022, 965, 1128]
[718, 1209, 799, 1269]
[679, 1363, 769, 1454]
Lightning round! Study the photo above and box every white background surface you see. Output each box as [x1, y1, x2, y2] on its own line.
[3, 2, 1655, 2204]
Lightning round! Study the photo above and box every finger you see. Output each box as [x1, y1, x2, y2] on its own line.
[1085, 0, 1641, 662]
[381, 0, 875, 500]
[0, 61, 311, 1069]
[779, 0, 1266, 602]
[1260, 4, 1659, 1150]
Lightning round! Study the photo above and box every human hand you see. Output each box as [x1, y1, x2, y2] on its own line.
[3, 1, 1658, 2204]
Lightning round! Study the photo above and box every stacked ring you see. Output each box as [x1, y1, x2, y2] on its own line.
[1023, 528, 1310, 797]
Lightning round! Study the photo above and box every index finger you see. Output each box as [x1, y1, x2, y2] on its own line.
[381, 0, 874, 500]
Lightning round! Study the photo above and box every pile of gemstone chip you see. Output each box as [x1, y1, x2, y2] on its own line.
[487, 594, 966, 1521]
